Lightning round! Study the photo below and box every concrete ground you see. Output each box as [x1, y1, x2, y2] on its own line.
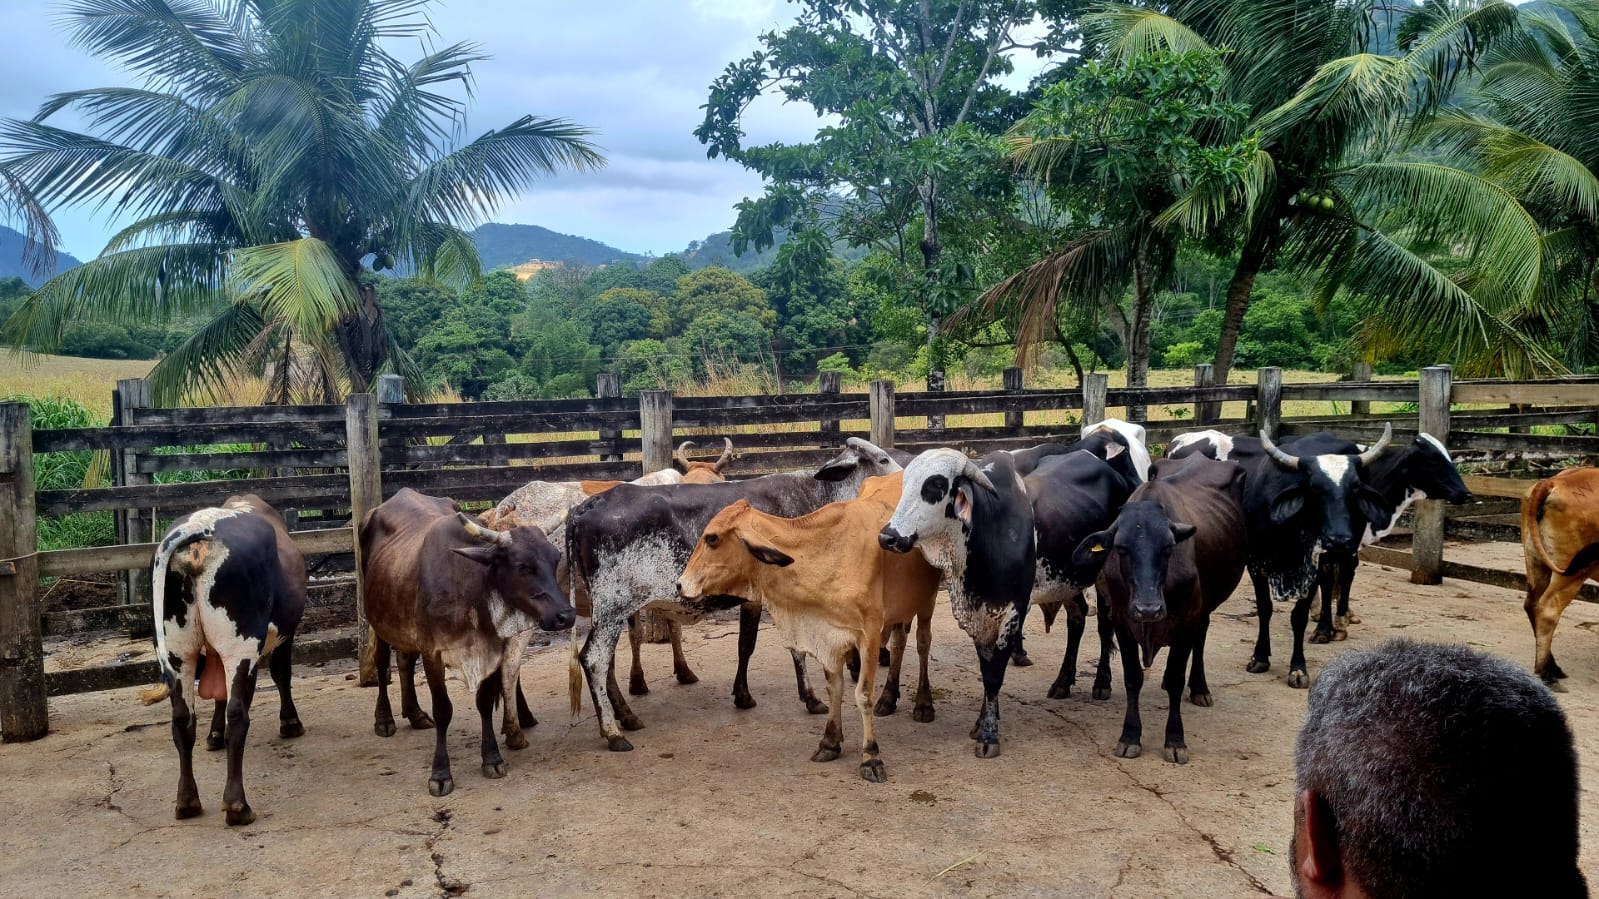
[5, 560, 1599, 898]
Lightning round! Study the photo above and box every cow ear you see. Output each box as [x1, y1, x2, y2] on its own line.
[1171, 522, 1197, 543]
[952, 484, 974, 526]
[1104, 441, 1125, 459]
[1072, 529, 1115, 570]
[452, 545, 498, 566]
[814, 457, 855, 482]
[740, 538, 794, 567]
[1270, 487, 1306, 525]
[1355, 484, 1392, 529]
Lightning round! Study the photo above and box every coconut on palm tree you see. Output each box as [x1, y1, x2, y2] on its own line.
[1, 0, 602, 403]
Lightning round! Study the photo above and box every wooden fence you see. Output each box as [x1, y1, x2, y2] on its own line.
[3, 364, 1599, 740]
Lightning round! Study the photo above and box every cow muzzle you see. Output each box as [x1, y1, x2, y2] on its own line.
[1322, 534, 1356, 554]
[879, 526, 916, 553]
[1130, 601, 1166, 625]
[540, 606, 576, 632]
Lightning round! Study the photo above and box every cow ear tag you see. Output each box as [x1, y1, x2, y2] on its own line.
[1090, 542, 1105, 553]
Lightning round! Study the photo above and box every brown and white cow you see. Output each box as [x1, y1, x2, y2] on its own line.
[675, 473, 938, 782]
[152, 494, 306, 826]
[361, 488, 574, 796]
[1523, 467, 1599, 689]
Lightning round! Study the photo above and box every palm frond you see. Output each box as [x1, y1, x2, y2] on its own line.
[407, 116, 604, 225]
[1156, 145, 1276, 236]
[1083, 7, 1214, 60]
[146, 299, 265, 405]
[0, 164, 59, 277]
[60, 0, 248, 100]
[229, 238, 363, 339]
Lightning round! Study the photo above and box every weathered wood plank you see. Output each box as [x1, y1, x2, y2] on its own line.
[1359, 545, 1599, 603]
[379, 410, 639, 440]
[1279, 382, 1419, 402]
[383, 438, 631, 467]
[38, 527, 355, 577]
[136, 447, 348, 473]
[383, 462, 642, 496]
[0, 401, 47, 741]
[34, 420, 345, 453]
[1448, 432, 1599, 454]
[37, 473, 351, 515]
[1452, 382, 1599, 406]
[129, 404, 346, 426]
[1460, 475, 1537, 499]
[671, 401, 871, 428]
[45, 634, 359, 697]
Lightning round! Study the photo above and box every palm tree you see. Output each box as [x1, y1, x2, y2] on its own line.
[1, 0, 602, 403]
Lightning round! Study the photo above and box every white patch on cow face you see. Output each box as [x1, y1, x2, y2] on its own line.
[884, 449, 968, 568]
[1418, 432, 1449, 459]
[1316, 454, 1352, 486]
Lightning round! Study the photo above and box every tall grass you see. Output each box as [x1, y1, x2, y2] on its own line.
[5, 395, 117, 552]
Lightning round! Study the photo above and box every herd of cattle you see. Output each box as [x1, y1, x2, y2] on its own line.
[144, 423, 1598, 825]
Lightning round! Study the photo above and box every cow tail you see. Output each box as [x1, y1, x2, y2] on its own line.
[1523, 477, 1575, 577]
[145, 531, 190, 705]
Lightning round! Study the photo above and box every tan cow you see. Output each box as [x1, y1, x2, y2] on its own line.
[1522, 467, 1599, 690]
[675, 472, 939, 782]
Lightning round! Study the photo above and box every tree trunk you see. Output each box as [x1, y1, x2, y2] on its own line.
[1126, 244, 1155, 422]
[919, 176, 944, 368]
[1213, 223, 1271, 385]
[334, 277, 386, 395]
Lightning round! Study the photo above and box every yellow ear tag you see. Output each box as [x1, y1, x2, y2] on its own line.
[1091, 543, 1105, 553]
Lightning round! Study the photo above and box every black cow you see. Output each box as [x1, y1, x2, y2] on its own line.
[1167, 426, 1394, 687]
[1310, 433, 1474, 642]
[565, 437, 906, 751]
[1071, 455, 1249, 763]
[880, 449, 1036, 757]
[152, 495, 307, 826]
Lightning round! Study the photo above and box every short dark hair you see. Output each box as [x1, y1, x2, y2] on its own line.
[1296, 639, 1586, 898]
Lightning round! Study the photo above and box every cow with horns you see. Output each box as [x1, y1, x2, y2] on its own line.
[150, 495, 307, 826]
[1168, 426, 1395, 687]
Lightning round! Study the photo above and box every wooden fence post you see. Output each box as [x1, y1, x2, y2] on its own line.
[1412, 365, 1452, 585]
[1350, 361, 1373, 416]
[869, 380, 895, 449]
[345, 393, 381, 687]
[926, 369, 946, 434]
[1003, 368, 1025, 435]
[1083, 373, 1107, 427]
[0, 401, 47, 741]
[1257, 367, 1283, 437]
[818, 371, 841, 445]
[1194, 363, 1217, 425]
[640, 390, 673, 475]
[596, 373, 622, 463]
[115, 379, 153, 632]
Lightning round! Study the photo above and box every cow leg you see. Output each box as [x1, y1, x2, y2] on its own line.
[789, 651, 826, 714]
[373, 637, 397, 737]
[221, 658, 260, 826]
[1187, 616, 1214, 707]
[581, 621, 635, 751]
[170, 662, 203, 820]
[206, 697, 227, 752]
[499, 633, 530, 751]
[1311, 558, 1336, 644]
[476, 669, 508, 779]
[398, 651, 434, 729]
[1092, 591, 1114, 701]
[874, 624, 906, 717]
[811, 658, 845, 764]
[1287, 591, 1313, 689]
[420, 654, 455, 796]
[1161, 634, 1193, 764]
[972, 642, 1013, 758]
[515, 682, 536, 728]
[1530, 573, 1585, 690]
[911, 611, 935, 723]
[670, 620, 699, 685]
[1246, 568, 1273, 673]
[1010, 613, 1032, 667]
[855, 632, 886, 783]
[1334, 559, 1357, 637]
[732, 602, 761, 710]
[845, 647, 861, 683]
[626, 613, 649, 696]
[269, 639, 304, 739]
[1049, 592, 1088, 699]
[1113, 626, 1144, 758]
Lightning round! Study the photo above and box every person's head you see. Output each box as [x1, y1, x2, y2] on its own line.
[1292, 639, 1586, 898]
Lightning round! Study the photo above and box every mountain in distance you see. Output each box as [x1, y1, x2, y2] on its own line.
[676, 229, 782, 274]
[469, 223, 643, 270]
[0, 225, 83, 286]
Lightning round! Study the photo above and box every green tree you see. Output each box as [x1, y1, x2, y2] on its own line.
[671, 267, 773, 334]
[1, 0, 600, 403]
[682, 310, 770, 375]
[585, 288, 658, 351]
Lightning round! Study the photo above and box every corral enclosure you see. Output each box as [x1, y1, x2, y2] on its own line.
[2, 367, 1599, 894]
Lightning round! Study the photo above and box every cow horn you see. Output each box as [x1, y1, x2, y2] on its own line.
[1356, 423, 1393, 467]
[675, 440, 696, 468]
[458, 511, 511, 546]
[715, 437, 734, 471]
[1259, 431, 1300, 471]
[962, 459, 998, 494]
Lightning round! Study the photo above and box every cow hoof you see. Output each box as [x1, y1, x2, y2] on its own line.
[206, 731, 225, 752]
[1092, 686, 1112, 701]
[873, 697, 898, 717]
[224, 803, 255, 827]
[804, 696, 827, 715]
[969, 723, 980, 740]
[517, 710, 537, 728]
[975, 741, 1002, 759]
[628, 680, 649, 697]
[503, 730, 529, 751]
[1310, 630, 1332, 645]
[1550, 661, 1569, 680]
[1287, 670, 1309, 689]
[911, 705, 935, 723]
[859, 760, 887, 783]
[618, 714, 645, 732]
[174, 799, 203, 820]
[1246, 658, 1271, 674]
[1332, 628, 1348, 642]
[1189, 691, 1213, 708]
[675, 670, 699, 686]
[429, 775, 455, 797]
[1011, 652, 1033, 668]
[280, 719, 305, 739]
[606, 735, 635, 752]
[482, 760, 508, 779]
[734, 692, 757, 710]
[1114, 741, 1141, 759]
[1163, 745, 1189, 765]
[374, 719, 397, 738]
[1547, 679, 1569, 694]
[812, 745, 841, 763]
[1346, 613, 1361, 625]
[408, 713, 435, 730]
[1047, 683, 1071, 700]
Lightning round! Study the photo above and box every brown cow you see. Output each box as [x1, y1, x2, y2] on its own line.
[675, 473, 939, 782]
[579, 439, 734, 496]
[361, 488, 574, 796]
[1522, 467, 1599, 689]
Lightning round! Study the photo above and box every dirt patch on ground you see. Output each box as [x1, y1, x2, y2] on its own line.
[4, 561, 1599, 897]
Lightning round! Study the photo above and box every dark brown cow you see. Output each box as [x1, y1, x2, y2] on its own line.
[361, 488, 574, 796]
[1522, 467, 1599, 689]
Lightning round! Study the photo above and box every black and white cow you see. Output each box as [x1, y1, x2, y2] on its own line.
[1167, 426, 1394, 687]
[879, 449, 1035, 757]
[152, 495, 307, 826]
[565, 437, 907, 751]
[1008, 418, 1151, 482]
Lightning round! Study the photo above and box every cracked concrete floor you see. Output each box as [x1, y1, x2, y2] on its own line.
[5, 561, 1599, 897]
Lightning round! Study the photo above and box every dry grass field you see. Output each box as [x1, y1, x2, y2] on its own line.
[1, 354, 156, 421]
